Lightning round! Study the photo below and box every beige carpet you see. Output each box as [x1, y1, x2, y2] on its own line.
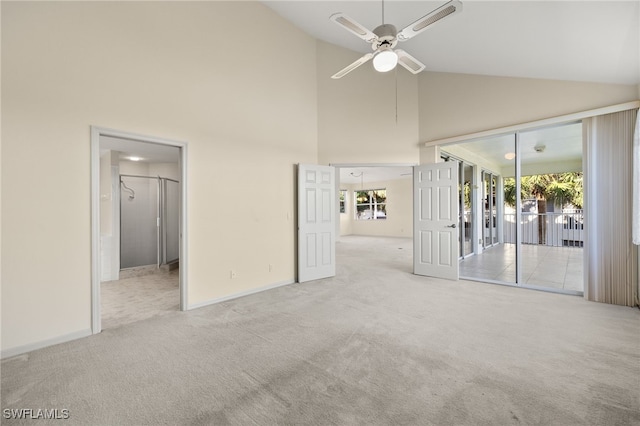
[2, 236, 639, 425]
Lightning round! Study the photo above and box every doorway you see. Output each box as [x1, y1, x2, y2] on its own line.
[90, 127, 188, 333]
[333, 164, 415, 273]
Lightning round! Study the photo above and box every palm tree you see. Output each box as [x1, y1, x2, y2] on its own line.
[504, 172, 583, 244]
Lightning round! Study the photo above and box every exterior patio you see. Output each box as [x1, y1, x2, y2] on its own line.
[459, 243, 583, 292]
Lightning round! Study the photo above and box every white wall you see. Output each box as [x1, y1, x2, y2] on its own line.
[2, 2, 638, 356]
[120, 160, 149, 176]
[317, 41, 420, 165]
[441, 145, 502, 175]
[1, 1, 317, 354]
[340, 178, 413, 238]
[148, 163, 180, 181]
[418, 71, 639, 144]
[0, 3, 2, 349]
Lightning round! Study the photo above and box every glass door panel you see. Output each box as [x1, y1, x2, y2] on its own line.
[120, 176, 159, 269]
[492, 175, 499, 245]
[517, 123, 584, 293]
[483, 172, 491, 247]
[447, 134, 515, 284]
[449, 124, 584, 295]
[463, 164, 474, 257]
[163, 179, 180, 264]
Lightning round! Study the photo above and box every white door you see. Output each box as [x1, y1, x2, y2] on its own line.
[414, 162, 459, 280]
[298, 164, 336, 283]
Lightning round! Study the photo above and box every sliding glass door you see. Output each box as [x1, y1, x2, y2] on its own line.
[517, 124, 584, 292]
[462, 163, 474, 258]
[443, 134, 516, 284]
[444, 121, 584, 295]
[482, 170, 500, 249]
[441, 155, 476, 259]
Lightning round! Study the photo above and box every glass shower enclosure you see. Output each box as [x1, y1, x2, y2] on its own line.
[120, 175, 180, 269]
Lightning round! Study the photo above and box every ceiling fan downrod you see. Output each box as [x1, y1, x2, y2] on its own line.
[329, 0, 463, 79]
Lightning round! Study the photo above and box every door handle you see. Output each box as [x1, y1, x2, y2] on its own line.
[446, 223, 457, 228]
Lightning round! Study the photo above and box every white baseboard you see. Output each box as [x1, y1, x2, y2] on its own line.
[2, 280, 297, 358]
[1, 328, 92, 360]
[188, 279, 296, 310]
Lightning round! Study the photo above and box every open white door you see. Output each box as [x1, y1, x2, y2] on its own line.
[414, 162, 459, 280]
[298, 164, 336, 283]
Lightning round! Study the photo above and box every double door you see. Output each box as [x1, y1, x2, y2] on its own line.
[297, 163, 461, 283]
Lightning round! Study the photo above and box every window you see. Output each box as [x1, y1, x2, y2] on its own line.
[339, 190, 347, 214]
[355, 189, 387, 220]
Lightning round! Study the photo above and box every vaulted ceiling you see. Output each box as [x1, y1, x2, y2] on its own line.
[264, 1, 640, 85]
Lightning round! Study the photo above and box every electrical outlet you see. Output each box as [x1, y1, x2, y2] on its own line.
[230, 270, 236, 279]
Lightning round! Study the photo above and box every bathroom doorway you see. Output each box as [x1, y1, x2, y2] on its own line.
[91, 127, 188, 333]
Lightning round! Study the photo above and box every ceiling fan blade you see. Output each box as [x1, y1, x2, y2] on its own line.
[397, 0, 463, 41]
[395, 50, 426, 74]
[329, 13, 378, 43]
[331, 53, 374, 79]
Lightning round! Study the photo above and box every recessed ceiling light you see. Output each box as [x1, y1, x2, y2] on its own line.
[128, 156, 141, 162]
[504, 152, 516, 160]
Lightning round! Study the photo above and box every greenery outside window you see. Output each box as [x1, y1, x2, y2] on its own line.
[339, 190, 347, 214]
[504, 172, 583, 210]
[355, 189, 387, 220]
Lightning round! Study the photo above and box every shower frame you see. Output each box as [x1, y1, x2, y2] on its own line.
[119, 174, 180, 269]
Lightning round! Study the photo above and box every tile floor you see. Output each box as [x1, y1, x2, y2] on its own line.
[460, 243, 583, 292]
[101, 269, 180, 330]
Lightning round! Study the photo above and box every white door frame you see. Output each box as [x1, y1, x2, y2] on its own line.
[90, 126, 189, 334]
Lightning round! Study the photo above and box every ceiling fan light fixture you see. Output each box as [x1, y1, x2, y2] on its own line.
[329, 1, 462, 78]
[373, 49, 398, 72]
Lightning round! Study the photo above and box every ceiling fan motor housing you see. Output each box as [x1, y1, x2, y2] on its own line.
[372, 24, 398, 50]
[329, 0, 463, 78]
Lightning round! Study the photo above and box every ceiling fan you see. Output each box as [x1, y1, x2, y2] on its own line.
[330, 0, 463, 79]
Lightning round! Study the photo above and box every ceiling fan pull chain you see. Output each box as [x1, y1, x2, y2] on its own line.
[395, 66, 398, 125]
[382, 0, 385, 24]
